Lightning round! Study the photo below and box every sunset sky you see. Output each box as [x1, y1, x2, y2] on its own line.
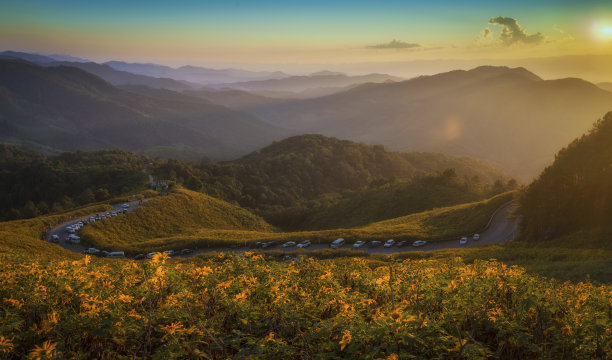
[1, 0, 612, 77]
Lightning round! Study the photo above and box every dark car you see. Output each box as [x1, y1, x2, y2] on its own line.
[133, 254, 146, 260]
[396, 240, 408, 247]
[262, 241, 278, 249]
[249, 242, 263, 249]
[180, 249, 193, 255]
[368, 241, 382, 248]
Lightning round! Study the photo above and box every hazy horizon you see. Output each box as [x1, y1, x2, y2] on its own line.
[2, 1, 612, 81]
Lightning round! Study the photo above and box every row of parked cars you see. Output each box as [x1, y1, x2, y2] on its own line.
[249, 234, 480, 251]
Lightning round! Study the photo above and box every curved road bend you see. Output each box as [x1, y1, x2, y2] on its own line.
[46, 200, 519, 257]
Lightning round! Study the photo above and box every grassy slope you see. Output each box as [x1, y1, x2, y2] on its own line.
[0, 204, 112, 258]
[80, 189, 513, 253]
[80, 188, 274, 252]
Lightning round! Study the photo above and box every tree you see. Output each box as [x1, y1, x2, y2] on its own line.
[78, 188, 96, 205]
[22, 201, 40, 218]
[94, 188, 110, 202]
[185, 176, 203, 191]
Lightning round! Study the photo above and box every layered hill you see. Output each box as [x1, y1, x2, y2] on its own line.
[518, 111, 612, 247]
[0, 59, 289, 160]
[211, 72, 402, 98]
[244, 66, 612, 180]
[151, 134, 511, 228]
[104, 60, 289, 85]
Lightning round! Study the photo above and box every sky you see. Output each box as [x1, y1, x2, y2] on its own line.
[1, 0, 612, 76]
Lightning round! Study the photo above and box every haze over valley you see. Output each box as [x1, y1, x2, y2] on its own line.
[1, 1, 612, 358]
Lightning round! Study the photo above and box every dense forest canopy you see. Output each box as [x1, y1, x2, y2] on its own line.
[152, 135, 516, 229]
[0, 145, 147, 220]
[518, 111, 612, 241]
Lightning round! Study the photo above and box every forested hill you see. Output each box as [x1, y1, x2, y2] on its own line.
[0, 145, 147, 220]
[227, 134, 508, 203]
[518, 111, 612, 243]
[152, 135, 514, 228]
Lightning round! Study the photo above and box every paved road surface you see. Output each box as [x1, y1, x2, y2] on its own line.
[45, 200, 518, 258]
[46, 200, 146, 254]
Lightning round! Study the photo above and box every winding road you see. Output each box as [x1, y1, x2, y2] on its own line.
[45, 200, 519, 258]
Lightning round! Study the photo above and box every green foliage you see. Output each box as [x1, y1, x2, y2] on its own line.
[0, 203, 112, 258]
[79, 188, 274, 253]
[273, 171, 517, 230]
[519, 111, 612, 243]
[80, 189, 513, 254]
[0, 145, 148, 220]
[0, 253, 609, 358]
[152, 135, 512, 229]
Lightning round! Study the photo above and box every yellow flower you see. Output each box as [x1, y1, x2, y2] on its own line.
[28, 340, 56, 359]
[0, 336, 13, 354]
[264, 332, 275, 342]
[339, 330, 351, 351]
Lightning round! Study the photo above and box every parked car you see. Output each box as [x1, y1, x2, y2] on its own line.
[396, 240, 408, 247]
[180, 249, 193, 255]
[133, 254, 146, 260]
[111, 212, 117, 217]
[473, 233, 480, 241]
[282, 241, 296, 248]
[384, 239, 395, 248]
[95, 215, 100, 220]
[146, 252, 157, 259]
[296, 240, 311, 248]
[353, 240, 366, 248]
[107, 251, 125, 258]
[51, 235, 59, 242]
[121, 203, 130, 208]
[84, 248, 100, 255]
[330, 238, 345, 249]
[66, 226, 75, 233]
[262, 241, 278, 249]
[249, 242, 263, 249]
[89, 217, 95, 223]
[460, 237, 468, 245]
[122, 209, 128, 214]
[368, 240, 382, 248]
[164, 250, 175, 257]
[68, 234, 80, 244]
[412, 240, 427, 247]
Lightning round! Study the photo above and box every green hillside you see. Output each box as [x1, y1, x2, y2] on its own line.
[152, 135, 512, 229]
[80, 189, 512, 254]
[518, 111, 612, 247]
[0, 145, 148, 221]
[80, 188, 274, 252]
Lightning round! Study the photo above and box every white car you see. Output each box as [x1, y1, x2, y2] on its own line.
[330, 238, 345, 249]
[282, 241, 296, 248]
[121, 204, 130, 208]
[473, 234, 480, 241]
[384, 239, 395, 247]
[412, 240, 427, 247]
[66, 227, 75, 233]
[353, 240, 366, 248]
[460, 237, 468, 245]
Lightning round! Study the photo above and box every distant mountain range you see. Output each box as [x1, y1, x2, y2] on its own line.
[242, 66, 612, 180]
[207, 73, 403, 98]
[0, 59, 290, 159]
[0, 50, 90, 64]
[104, 61, 289, 85]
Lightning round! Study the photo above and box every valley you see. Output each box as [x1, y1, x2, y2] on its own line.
[2, 49, 612, 358]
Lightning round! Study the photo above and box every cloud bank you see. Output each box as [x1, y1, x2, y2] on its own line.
[367, 40, 421, 49]
[488, 16, 544, 45]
